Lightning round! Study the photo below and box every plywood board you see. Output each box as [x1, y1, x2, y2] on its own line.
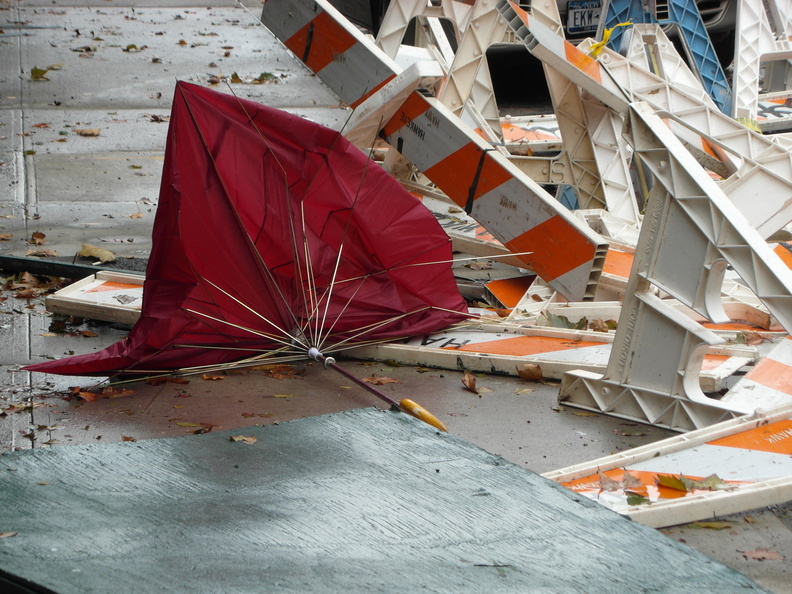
[0, 409, 762, 592]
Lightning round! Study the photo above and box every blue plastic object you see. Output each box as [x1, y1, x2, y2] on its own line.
[602, 0, 732, 114]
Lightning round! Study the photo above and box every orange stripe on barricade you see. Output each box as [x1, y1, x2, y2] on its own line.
[744, 357, 792, 396]
[443, 334, 606, 356]
[424, 144, 513, 204]
[603, 249, 633, 279]
[382, 92, 431, 138]
[284, 11, 357, 75]
[485, 277, 534, 309]
[774, 243, 792, 269]
[564, 41, 602, 84]
[505, 215, 597, 281]
[86, 281, 141, 293]
[709, 419, 792, 455]
[349, 75, 397, 109]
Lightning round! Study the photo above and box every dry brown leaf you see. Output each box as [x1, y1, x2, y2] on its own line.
[121, 435, 137, 442]
[0, 233, 12, 241]
[516, 363, 542, 381]
[74, 128, 100, 137]
[146, 376, 189, 386]
[13, 289, 38, 299]
[71, 388, 98, 402]
[273, 394, 297, 398]
[79, 330, 99, 338]
[28, 231, 46, 245]
[78, 243, 116, 263]
[598, 470, 622, 492]
[622, 470, 643, 490]
[461, 370, 479, 394]
[514, 387, 534, 394]
[230, 435, 257, 445]
[0, 532, 18, 538]
[101, 386, 135, 398]
[589, 318, 609, 332]
[740, 548, 785, 561]
[360, 375, 400, 386]
[25, 249, 58, 258]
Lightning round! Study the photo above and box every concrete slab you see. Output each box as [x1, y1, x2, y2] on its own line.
[0, 408, 767, 593]
[14, 6, 342, 112]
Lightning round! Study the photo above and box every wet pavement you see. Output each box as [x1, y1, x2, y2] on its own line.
[0, 1, 790, 592]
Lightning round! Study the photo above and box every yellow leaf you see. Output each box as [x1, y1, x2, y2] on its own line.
[175, 422, 202, 427]
[655, 474, 689, 492]
[691, 521, 731, 530]
[78, 244, 116, 263]
[74, 128, 100, 137]
[230, 435, 257, 445]
[273, 394, 297, 398]
[201, 374, 225, 381]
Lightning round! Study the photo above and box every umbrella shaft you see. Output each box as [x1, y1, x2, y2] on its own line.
[309, 348, 399, 408]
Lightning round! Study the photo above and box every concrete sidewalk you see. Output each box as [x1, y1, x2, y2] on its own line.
[0, 1, 790, 591]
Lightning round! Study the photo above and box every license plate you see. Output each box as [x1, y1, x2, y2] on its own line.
[567, 0, 601, 35]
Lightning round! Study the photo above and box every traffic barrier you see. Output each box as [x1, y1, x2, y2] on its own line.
[261, 0, 608, 301]
[544, 402, 792, 528]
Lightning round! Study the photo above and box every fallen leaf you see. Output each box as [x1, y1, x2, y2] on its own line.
[691, 521, 731, 530]
[360, 375, 400, 385]
[128, 212, 143, 219]
[74, 128, 100, 137]
[175, 422, 202, 427]
[230, 435, 257, 445]
[0, 234, 11, 240]
[461, 370, 478, 394]
[622, 470, 643, 490]
[79, 331, 98, 338]
[73, 390, 98, 402]
[598, 470, 622, 492]
[740, 548, 784, 561]
[273, 394, 297, 398]
[121, 435, 137, 442]
[545, 311, 587, 330]
[146, 376, 189, 386]
[514, 388, 534, 394]
[626, 494, 650, 506]
[0, 532, 18, 538]
[101, 386, 135, 398]
[516, 363, 542, 381]
[572, 411, 599, 417]
[25, 249, 59, 258]
[78, 244, 116, 263]
[614, 427, 648, 437]
[589, 318, 609, 332]
[28, 231, 46, 245]
[655, 474, 688, 492]
[201, 374, 225, 381]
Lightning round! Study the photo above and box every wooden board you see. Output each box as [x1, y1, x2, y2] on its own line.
[0, 409, 761, 592]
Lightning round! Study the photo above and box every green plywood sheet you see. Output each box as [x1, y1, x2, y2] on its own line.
[0, 409, 764, 593]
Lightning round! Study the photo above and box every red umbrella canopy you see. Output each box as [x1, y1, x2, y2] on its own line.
[25, 82, 468, 376]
